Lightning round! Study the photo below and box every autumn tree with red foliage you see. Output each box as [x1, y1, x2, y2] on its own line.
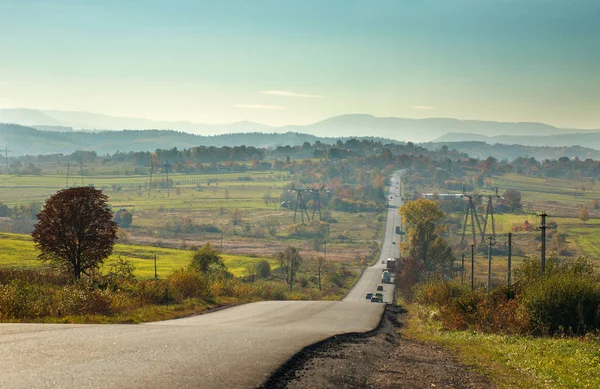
[394, 256, 425, 298]
[32, 187, 118, 280]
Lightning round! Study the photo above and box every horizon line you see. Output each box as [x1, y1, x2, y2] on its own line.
[0, 106, 599, 131]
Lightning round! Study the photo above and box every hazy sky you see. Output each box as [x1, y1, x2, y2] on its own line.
[1, 0, 599, 128]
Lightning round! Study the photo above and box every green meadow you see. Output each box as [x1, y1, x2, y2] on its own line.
[406, 310, 600, 389]
[490, 173, 600, 208]
[0, 232, 276, 278]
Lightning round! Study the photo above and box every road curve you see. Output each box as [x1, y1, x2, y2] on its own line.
[0, 172, 403, 389]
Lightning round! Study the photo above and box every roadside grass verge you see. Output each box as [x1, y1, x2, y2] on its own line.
[5, 296, 247, 324]
[403, 305, 600, 389]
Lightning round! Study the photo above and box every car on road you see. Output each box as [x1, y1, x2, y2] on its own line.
[376, 285, 383, 291]
[370, 296, 383, 303]
[375, 292, 383, 301]
[366, 292, 373, 299]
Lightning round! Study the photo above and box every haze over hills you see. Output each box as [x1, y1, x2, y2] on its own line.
[0, 109, 272, 135]
[277, 114, 576, 141]
[0, 123, 401, 156]
[422, 141, 600, 161]
[435, 132, 600, 150]
[1, 108, 592, 144]
[2, 122, 600, 163]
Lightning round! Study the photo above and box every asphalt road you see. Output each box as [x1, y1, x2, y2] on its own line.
[0, 172, 403, 389]
[344, 170, 403, 303]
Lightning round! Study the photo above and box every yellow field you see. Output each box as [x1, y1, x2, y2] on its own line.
[0, 232, 276, 278]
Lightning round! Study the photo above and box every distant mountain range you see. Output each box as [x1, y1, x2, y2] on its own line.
[0, 108, 271, 135]
[0, 123, 400, 156]
[435, 132, 600, 151]
[2, 108, 596, 144]
[422, 141, 600, 161]
[2, 122, 600, 163]
[278, 114, 577, 141]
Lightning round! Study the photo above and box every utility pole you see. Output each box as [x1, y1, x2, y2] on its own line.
[148, 162, 154, 198]
[292, 189, 311, 224]
[318, 257, 323, 291]
[4, 147, 8, 172]
[487, 236, 494, 293]
[80, 160, 84, 186]
[461, 253, 465, 285]
[461, 196, 485, 247]
[539, 212, 548, 275]
[164, 161, 170, 198]
[482, 196, 497, 240]
[311, 188, 323, 221]
[473, 199, 485, 243]
[154, 254, 157, 279]
[66, 162, 70, 188]
[471, 244, 475, 291]
[507, 232, 512, 288]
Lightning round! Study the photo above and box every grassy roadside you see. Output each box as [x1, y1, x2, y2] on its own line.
[2, 297, 248, 324]
[3, 296, 250, 325]
[402, 304, 600, 389]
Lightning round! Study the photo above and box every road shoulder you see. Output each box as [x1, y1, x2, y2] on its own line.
[260, 305, 494, 389]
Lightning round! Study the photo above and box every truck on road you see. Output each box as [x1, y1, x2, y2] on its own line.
[381, 270, 391, 284]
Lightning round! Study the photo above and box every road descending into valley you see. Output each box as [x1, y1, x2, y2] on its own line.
[0, 172, 402, 389]
[344, 170, 402, 303]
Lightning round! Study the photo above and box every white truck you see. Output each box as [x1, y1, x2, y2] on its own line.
[381, 270, 391, 284]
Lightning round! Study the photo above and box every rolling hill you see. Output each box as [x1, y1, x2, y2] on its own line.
[0, 123, 399, 156]
[435, 132, 600, 151]
[1, 108, 592, 143]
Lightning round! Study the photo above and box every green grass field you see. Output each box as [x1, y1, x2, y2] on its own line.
[491, 173, 600, 209]
[0, 173, 284, 210]
[0, 165, 386, 267]
[406, 308, 600, 389]
[0, 232, 276, 278]
[563, 226, 600, 260]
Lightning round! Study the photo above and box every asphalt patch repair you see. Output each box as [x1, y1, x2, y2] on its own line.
[259, 305, 494, 389]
